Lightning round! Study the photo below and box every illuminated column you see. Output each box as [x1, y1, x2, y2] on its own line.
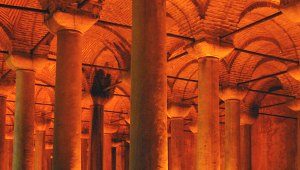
[240, 103, 258, 170]
[125, 141, 130, 170]
[197, 55, 220, 169]
[286, 99, 300, 169]
[81, 128, 90, 170]
[90, 104, 104, 170]
[115, 143, 125, 170]
[240, 124, 251, 170]
[45, 142, 53, 170]
[6, 55, 45, 170]
[0, 96, 6, 170]
[169, 118, 184, 170]
[104, 133, 112, 170]
[167, 103, 191, 169]
[131, 0, 167, 168]
[188, 41, 233, 169]
[44, 6, 99, 169]
[89, 68, 115, 170]
[13, 68, 34, 170]
[103, 125, 118, 170]
[5, 128, 14, 170]
[220, 87, 246, 170]
[34, 115, 49, 170]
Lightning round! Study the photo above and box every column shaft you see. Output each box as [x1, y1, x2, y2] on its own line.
[125, 142, 129, 170]
[34, 130, 45, 170]
[240, 125, 251, 170]
[5, 138, 13, 170]
[115, 145, 124, 170]
[224, 99, 241, 170]
[297, 114, 300, 169]
[104, 134, 112, 170]
[45, 149, 53, 170]
[82, 138, 89, 170]
[169, 118, 184, 170]
[90, 104, 104, 170]
[13, 69, 35, 170]
[197, 57, 220, 169]
[53, 29, 82, 169]
[131, 0, 167, 169]
[0, 96, 6, 170]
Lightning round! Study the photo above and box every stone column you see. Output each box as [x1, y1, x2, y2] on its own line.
[89, 68, 115, 170]
[44, 7, 99, 169]
[90, 104, 104, 170]
[220, 87, 246, 170]
[188, 41, 233, 169]
[34, 115, 49, 170]
[240, 124, 251, 170]
[240, 103, 257, 170]
[0, 96, 6, 170]
[131, 0, 167, 168]
[286, 99, 300, 169]
[54, 29, 83, 169]
[125, 142, 130, 170]
[104, 133, 112, 170]
[44, 142, 53, 170]
[167, 103, 191, 170]
[35, 131, 45, 170]
[5, 126, 14, 170]
[115, 143, 124, 170]
[13, 69, 35, 170]
[81, 128, 90, 170]
[6, 55, 45, 170]
[197, 56, 220, 169]
[169, 118, 184, 170]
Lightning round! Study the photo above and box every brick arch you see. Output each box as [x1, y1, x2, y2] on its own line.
[234, 11, 300, 62]
[250, 60, 299, 97]
[229, 36, 282, 71]
[35, 78, 55, 104]
[244, 77, 283, 108]
[190, 0, 209, 19]
[83, 26, 130, 71]
[0, 25, 13, 51]
[239, 1, 280, 21]
[229, 39, 282, 84]
[175, 60, 197, 83]
[6, 102, 15, 125]
[35, 86, 54, 113]
[167, 0, 196, 36]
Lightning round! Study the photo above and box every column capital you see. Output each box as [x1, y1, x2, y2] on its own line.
[5, 127, 14, 140]
[286, 98, 300, 111]
[81, 126, 90, 139]
[186, 39, 234, 59]
[35, 114, 51, 131]
[281, 2, 300, 23]
[167, 103, 191, 118]
[104, 124, 118, 134]
[6, 55, 47, 71]
[187, 112, 197, 134]
[45, 142, 53, 150]
[288, 65, 300, 81]
[112, 141, 122, 147]
[42, 0, 101, 34]
[220, 86, 247, 101]
[240, 104, 258, 125]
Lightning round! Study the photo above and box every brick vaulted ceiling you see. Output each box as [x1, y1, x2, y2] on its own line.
[0, 0, 300, 141]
